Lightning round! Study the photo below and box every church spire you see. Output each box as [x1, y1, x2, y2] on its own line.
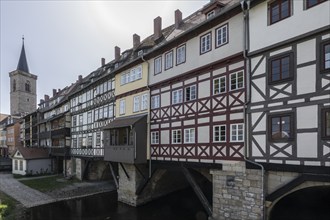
[17, 36, 29, 73]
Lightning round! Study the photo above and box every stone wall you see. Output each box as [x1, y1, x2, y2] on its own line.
[211, 162, 263, 220]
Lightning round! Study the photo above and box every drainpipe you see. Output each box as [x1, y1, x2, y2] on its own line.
[141, 55, 152, 178]
[240, 1, 266, 220]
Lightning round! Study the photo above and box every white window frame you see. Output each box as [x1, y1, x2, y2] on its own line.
[172, 89, 183, 104]
[201, 32, 211, 54]
[185, 85, 196, 101]
[151, 95, 160, 109]
[141, 94, 148, 110]
[216, 24, 228, 48]
[151, 131, 159, 144]
[154, 56, 162, 74]
[213, 76, 226, 95]
[172, 129, 182, 144]
[184, 128, 195, 143]
[119, 99, 126, 115]
[165, 50, 173, 70]
[133, 96, 140, 112]
[213, 125, 226, 142]
[230, 71, 244, 91]
[176, 44, 186, 65]
[231, 123, 244, 142]
[207, 10, 215, 19]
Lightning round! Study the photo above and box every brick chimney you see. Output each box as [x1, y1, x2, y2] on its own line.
[53, 89, 57, 96]
[133, 34, 140, 49]
[40, 99, 44, 104]
[101, 58, 105, 66]
[115, 46, 120, 61]
[175, 9, 182, 29]
[78, 75, 83, 82]
[153, 16, 162, 40]
[44, 94, 49, 101]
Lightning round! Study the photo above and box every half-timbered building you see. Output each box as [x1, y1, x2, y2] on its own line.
[247, 0, 330, 218]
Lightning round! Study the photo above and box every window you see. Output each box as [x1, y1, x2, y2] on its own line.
[72, 116, 77, 127]
[269, 113, 293, 141]
[108, 104, 114, 118]
[14, 160, 18, 170]
[306, 0, 326, 9]
[119, 100, 126, 115]
[87, 135, 93, 148]
[154, 56, 162, 75]
[151, 95, 160, 109]
[19, 161, 23, 171]
[230, 71, 244, 90]
[200, 32, 212, 54]
[79, 114, 83, 125]
[321, 41, 330, 73]
[322, 108, 330, 139]
[231, 124, 244, 142]
[120, 66, 142, 85]
[133, 96, 140, 112]
[269, 53, 293, 83]
[172, 89, 183, 104]
[87, 111, 92, 124]
[13, 79, 16, 92]
[141, 94, 148, 110]
[213, 76, 226, 95]
[269, 0, 291, 24]
[103, 105, 108, 118]
[96, 132, 101, 146]
[184, 128, 195, 143]
[72, 138, 77, 148]
[214, 125, 226, 142]
[176, 44, 186, 65]
[165, 51, 173, 70]
[207, 10, 215, 19]
[172, 129, 182, 144]
[25, 80, 31, 92]
[94, 109, 99, 121]
[151, 131, 159, 144]
[185, 85, 196, 102]
[216, 24, 228, 48]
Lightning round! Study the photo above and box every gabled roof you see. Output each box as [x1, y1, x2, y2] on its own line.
[13, 146, 49, 160]
[17, 38, 29, 73]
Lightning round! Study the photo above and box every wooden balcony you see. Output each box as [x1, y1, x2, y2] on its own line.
[51, 127, 70, 138]
[70, 147, 104, 158]
[39, 131, 51, 139]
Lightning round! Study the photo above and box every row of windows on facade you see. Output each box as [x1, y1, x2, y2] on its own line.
[154, 24, 228, 75]
[119, 93, 148, 115]
[72, 103, 115, 127]
[71, 79, 115, 107]
[150, 71, 244, 109]
[13, 80, 31, 92]
[72, 132, 101, 148]
[151, 124, 244, 145]
[120, 65, 142, 85]
[269, 0, 326, 25]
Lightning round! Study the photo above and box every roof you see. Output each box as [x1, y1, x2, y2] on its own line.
[17, 38, 29, 73]
[104, 114, 147, 129]
[14, 146, 49, 160]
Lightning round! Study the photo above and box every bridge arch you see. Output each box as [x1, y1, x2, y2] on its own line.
[268, 185, 330, 220]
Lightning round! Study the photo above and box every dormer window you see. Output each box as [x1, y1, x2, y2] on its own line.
[207, 10, 215, 19]
[138, 50, 143, 56]
[115, 63, 119, 69]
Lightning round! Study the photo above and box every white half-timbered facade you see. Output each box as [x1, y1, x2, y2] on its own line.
[149, 1, 246, 164]
[247, 0, 330, 170]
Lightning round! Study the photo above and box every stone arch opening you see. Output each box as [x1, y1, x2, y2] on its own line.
[269, 186, 330, 220]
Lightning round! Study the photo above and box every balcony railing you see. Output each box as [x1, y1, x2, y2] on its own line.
[51, 127, 70, 138]
[70, 147, 104, 158]
[39, 131, 51, 139]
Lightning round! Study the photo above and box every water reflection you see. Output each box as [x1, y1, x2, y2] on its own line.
[26, 189, 208, 220]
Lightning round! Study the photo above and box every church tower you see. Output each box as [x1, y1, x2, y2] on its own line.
[9, 38, 37, 116]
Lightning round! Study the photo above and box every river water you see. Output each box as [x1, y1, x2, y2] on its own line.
[24, 188, 208, 220]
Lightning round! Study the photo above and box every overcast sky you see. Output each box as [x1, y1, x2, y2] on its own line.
[0, 0, 209, 115]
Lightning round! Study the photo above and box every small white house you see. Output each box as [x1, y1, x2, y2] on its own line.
[12, 147, 51, 176]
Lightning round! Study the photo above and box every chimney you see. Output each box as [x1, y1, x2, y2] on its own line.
[101, 58, 105, 66]
[115, 46, 120, 60]
[78, 75, 83, 82]
[53, 89, 57, 96]
[44, 94, 49, 101]
[175, 10, 182, 29]
[153, 16, 162, 40]
[133, 34, 140, 49]
[40, 99, 44, 104]
[58, 88, 61, 93]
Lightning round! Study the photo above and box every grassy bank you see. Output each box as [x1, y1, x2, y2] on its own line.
[0, 191, 22, 220]
[19, 176, 78, 192]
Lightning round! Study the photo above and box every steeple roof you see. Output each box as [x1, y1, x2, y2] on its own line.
[17, 37, 29, 73]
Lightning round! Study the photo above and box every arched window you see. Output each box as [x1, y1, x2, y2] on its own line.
[13, 79, 16, 91]
[25, 80, 31, 92]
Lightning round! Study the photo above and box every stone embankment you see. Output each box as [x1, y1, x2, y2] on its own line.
[0, 172, 115, 208]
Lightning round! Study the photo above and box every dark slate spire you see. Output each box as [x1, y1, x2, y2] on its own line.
[17, 36, 29, 73]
